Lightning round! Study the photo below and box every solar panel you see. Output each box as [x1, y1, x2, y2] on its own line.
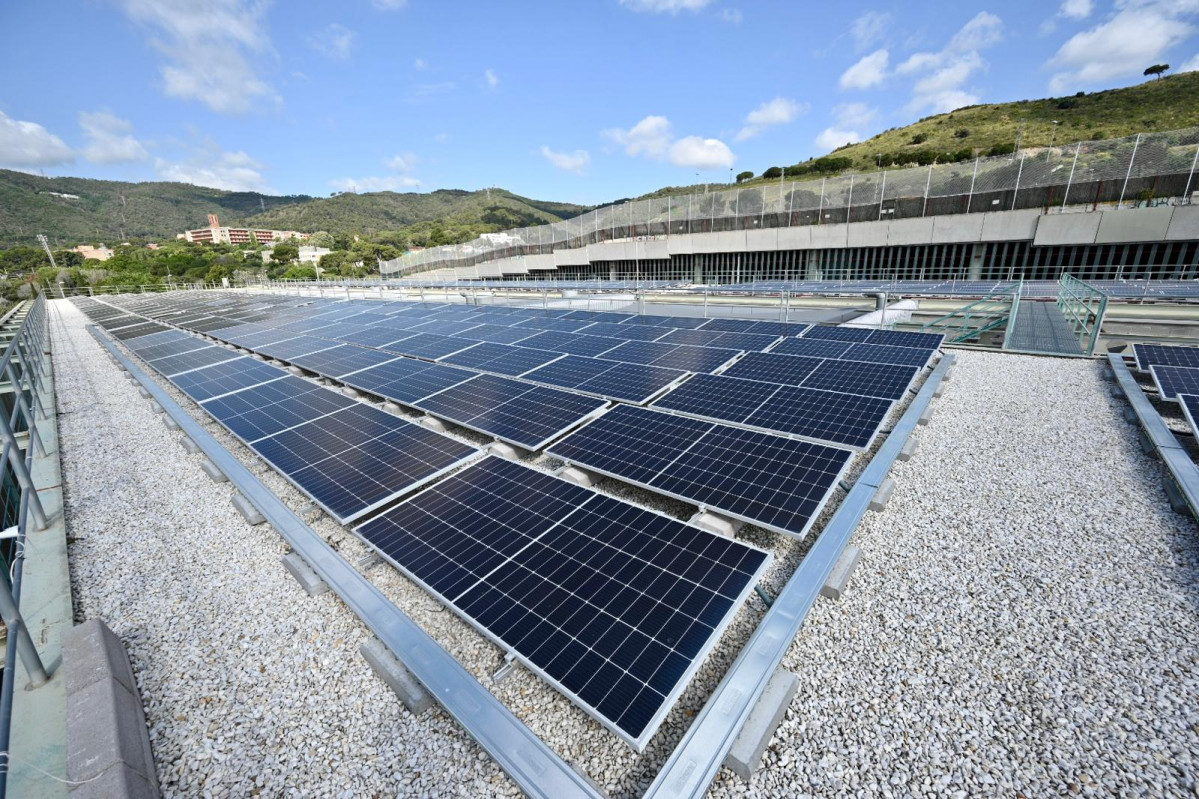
[147, 345, 243, 377]
[769, 337, 854, 359]
[719, 352, 825, 385]
[696, 318, 757, 333]
[169, 357, 288, 402]
[383, 332, 478, 360]
[125, 330, 189, 351]
[522, 356, 686, 404]
[456, 323, 541, 345]
[112, 322, 170, 340]
[800, 359, 919, 401]
[515, 317, 596, 333]
[867, 330, 944, 349]
[412, 373, 607, 449]
[132, 337, 213, 362]
[563, 310, 634, 323]
[287, 344, 400, 379]
[335, 327, 419, 349]
[256, 335, 342, 362]
[354, 456, 771, 750]
[1150, 364, 1199, 401]
[1134, 343, 1199, 371]
[547, 404, 851, 538]
[577, 322, 670, 341]
[801, 326, 873, 342]
[249, 403, 479, 523]
[201, 375, 357, 442]
[341, 359, 476, 404]
[705, 331, 781, 352]
[651, 373, 893, 449]
[439, 342, 564, 377]
[1178, 394, 1199, 433]
[740, 321, 811, 338]
[654, 329, 728, 348]
[516, 331, 624, 357]
[620, 314, 708, 329]
[841, 342, 934, 368]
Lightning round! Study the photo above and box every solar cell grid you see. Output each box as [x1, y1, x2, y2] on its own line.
[354, 456, 770, 749]
[769, 337, 854, 359]
[867, 330, 944, 349]
[341, 359, 475, 404]
[841, 342, 934, 368]
[112, 322, 169, 340]
[201, 375, 357, 442]
[516, 330, 624, 356]
[456, 324, 541, 345]
[287, 344, 400, 378]
[125, 329, 190, 351]
[383, 332, 477, 360]
[169, 357, 287, 402]
[1150, 364, 1199, 401]
[133, 337, 212, 362]
[147, 345, 242, 377]
[576, 322, 670, 341]
[1178, 394, 1199, 433]
[801, 325, 873, 342]
[800, 359, 918, 401]
[255, 335, 341, 362]
[719, 352, 825, 385]
[439, 342, 563, 377]
[1134, 343, 1199, 371]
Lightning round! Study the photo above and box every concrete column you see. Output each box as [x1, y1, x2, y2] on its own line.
[968, 243, 985, 281]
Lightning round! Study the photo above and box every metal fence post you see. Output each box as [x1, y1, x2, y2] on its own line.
[1184, 143, 1199, 204]
[846, 175, 855, 222]
[877, 170, 887, 221]
[966, 157, 979, 213]
[1011, 155, 1025, 211]
[922, 165, 933, 217]
[1062, 142, 1081, 210]
[1118, 133, 1141, 208]
[817, 178, 825, 224]
[0, 570, 50, 688]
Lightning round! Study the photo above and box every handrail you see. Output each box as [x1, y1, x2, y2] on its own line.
[1058, 274, 1110, 356]
[0, 293, 53, 799]
[645, 353, 955, 799]
[921, 282, 1019, 343]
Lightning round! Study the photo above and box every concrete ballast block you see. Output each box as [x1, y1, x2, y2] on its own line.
[897, 439, 918, 462]
[820, 545, 862, 601]
[691, 510, 743, 538]
[200, 458, 228, 483]
[149, 401, 163, 415]
[287, 366, 305, 377]
[723, 670, 800, 781]
[360, 638, 434, 716]
[917, 406, 933, 426]
[342, 387, 361, 399]
[179, 437, 201, 455]
[419, 415, 448, 433]
[557, 466, 597, 487]
[281, 551, 329, 596]
[382, 402, 403, 414]
[232, 492, 266, 525]
[138, 387, 151, 399]
[869, 478, 896, 512]
[162, 415, 180, 432]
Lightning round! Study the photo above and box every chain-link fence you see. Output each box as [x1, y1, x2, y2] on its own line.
[382, 126, 1199, 276]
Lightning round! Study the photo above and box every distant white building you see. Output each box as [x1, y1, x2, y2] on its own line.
[298, 246, 331, 264]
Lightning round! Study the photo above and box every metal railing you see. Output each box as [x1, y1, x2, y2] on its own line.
[383, 126, 1199, 276]
[920, 281, 1022, 343]
[0, 294, 53, 798]
[1058, 275, 1110, 356]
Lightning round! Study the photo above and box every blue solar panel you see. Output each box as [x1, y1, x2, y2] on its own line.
[841, 343, 934, 368]
[147, 345, 243, 377]
[720, 352, 825, 385]
[802, 326, 873, 342]
[133, 336, 213, 362]
[1151, 365, 1199, 401]
[332, 327, 416, 349]
[354, 456, 770, 749]
[340, 359, 476, 404]
[867, 330, 944, 349]
[438, 342, 563, 376]
[125, 330, 189, 351]
[169, 357, 288, 402]
[201, 376, 357, 442]
[249, 403, 478, 523]
[548, 405, 851, 538]
[522, 356, 686, 404]
[383, 332, 478, 360]
[515, 317, 596, 333]
[577, 322, 670, 341]
[456, 323, 541, 344]
[1134, 343, 1199, 371]
[516, 331, 624, 357]
[799, 359, 919, 400]
[287, 344, 401, 378]
[769, 337, 854, 359]
[412, 373, 608, 449]
[652, 373, 893, 449]
[256, 335, 341, 362]
[620, 314, 708, 329]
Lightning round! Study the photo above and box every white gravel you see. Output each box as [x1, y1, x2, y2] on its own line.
[54, 294, 1199, 798]
[719, 351, 1199, 798]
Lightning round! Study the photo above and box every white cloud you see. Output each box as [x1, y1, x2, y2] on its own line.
[813, 103, 878, 152]
[0, 112, 74, 169]
[1060, 0, 1093, 20]
[79, 111, 148, 164]
[309, 23, 354, 60]
[540, 145, 591, 173]
[668, 136, 735, 169]
[155, 146, 271, 192]
[851, 11, 891, 51]
[485, 69, 499, 88]
[1183, 53, 1199, 72]
[840, 49, 889, 90]
[604, 115, 735, 170]
[384, 153, 417, 171]
[1047, 2, 1197, 93]
[736, 97, 807, 141]
[115, 0, 278, 115]
[603, 115, 674, 157]
[897, 11, 1002, 113]
[329, 175, 421, 192]
[618, 0, 713, 12]
[721, 8, 743, 24]
[371, 0, 407, 9]
[413, 58, 428, 70]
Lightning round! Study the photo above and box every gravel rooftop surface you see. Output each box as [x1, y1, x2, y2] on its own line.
[52, 298, 1199, 797]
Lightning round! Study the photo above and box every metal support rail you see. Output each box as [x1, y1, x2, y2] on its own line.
[88, 326, 603, 799]
[0, 295, 53, 799]
[1108, 353, 1199, 517]
[645, 353, 955, 799]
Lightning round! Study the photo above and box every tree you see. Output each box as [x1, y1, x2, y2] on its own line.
[1144, 64, 1169, 79]
[271, 240, 299, 264]
[206, 263, 233, 284]
[305, 231, 335, 249]
[735, 171, 754, 184]
[761, 167, 783, 179]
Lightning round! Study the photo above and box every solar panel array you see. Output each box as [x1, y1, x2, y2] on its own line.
[71, 290, 942, 748]
[355, 456, 771, 749]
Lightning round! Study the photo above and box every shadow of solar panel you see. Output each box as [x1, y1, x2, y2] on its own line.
[867, 330, 944, 349]
[770, 337, 854, 359]
[549, 404, 854, 538]
[1135, 343, 1199, 371]
[413, 373, 606, 449]
[720, 352, 825, 385]
[169, 357, 288, 402]
[288, 344, 399, 378]
[249, 404, 478, 523]
[342, 359, 475, 404]
[802, 326, 873, 342]
[799, 359, 919, 401]
[148, 346, 242, 377]
[354, 456, 770, 750]
[842, 342, 934, 368]
[384, 332, 477, 360]
[201, 375, 356, 442]
[516, 331, 624, 356]
[1151, 364, 1199, 401]
[440, 342, 563, 376]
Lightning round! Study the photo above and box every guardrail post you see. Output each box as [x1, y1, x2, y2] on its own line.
[0, 570, 49, 688]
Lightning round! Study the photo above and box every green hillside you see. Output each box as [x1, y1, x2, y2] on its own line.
[0, 171, 588, 249]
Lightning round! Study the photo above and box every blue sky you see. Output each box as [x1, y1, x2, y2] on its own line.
[2, 0, 1198, 206]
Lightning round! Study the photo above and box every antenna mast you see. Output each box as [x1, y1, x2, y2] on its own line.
[36, 234, 58, 270]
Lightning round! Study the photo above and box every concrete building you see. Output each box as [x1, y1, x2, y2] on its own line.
[71, 244, 113, 262]
[178, 214, 309, 246]
[298, 245, 331, 264]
